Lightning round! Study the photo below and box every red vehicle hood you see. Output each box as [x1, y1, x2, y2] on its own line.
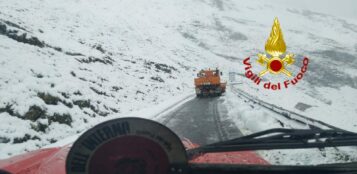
[0, 140, 268, 174]
[0, 117, 269, 174]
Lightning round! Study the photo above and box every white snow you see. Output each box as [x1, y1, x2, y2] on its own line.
[224, 86, 357, 165]
[45, 91, 194, 148]
[0, 0, 357, 165]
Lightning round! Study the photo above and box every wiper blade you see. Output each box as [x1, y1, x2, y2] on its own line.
[190, 162, 357, 174]
[187, 128, 357, 157]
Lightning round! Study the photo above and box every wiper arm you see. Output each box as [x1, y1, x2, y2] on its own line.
[187, 128, 357, 158]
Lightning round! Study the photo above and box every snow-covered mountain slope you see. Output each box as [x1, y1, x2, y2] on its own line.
[1, 0, 357, 159]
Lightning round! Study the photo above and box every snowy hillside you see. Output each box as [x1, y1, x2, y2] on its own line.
[1, 0, 357, 160]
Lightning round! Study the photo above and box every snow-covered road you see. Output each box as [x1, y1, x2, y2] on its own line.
[152, 89, 357, 165]
[159, 97, 242, 146]
[1, 0, 357, 165]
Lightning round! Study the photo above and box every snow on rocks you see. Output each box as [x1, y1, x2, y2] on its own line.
[1, 0, 357, 163]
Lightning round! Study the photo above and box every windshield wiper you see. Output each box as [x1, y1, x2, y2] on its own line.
[187, 128, 357, 158]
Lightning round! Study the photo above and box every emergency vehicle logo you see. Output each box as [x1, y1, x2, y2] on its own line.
[242, 17, 309, 91]
[257, 18, 295, 77]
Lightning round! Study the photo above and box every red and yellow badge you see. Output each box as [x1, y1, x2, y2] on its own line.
[243, 17, 309, 90]
[257, 18, 295, 77]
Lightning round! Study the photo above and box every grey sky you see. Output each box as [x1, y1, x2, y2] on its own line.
[275, 0, 357, 20]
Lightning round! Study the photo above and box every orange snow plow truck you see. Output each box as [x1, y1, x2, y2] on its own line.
[194, 68, 226, 97]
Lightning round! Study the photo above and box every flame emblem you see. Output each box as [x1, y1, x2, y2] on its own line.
[257, 18, 295, 77]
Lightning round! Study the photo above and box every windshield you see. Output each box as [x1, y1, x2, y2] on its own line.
[1, 0, 357, 169]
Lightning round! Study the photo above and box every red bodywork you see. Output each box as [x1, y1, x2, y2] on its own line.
[0, 140, 268, 174]
[182, 139, 269, 165]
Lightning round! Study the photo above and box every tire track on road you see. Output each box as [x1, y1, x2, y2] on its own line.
[211, 99, 228, 142]
[159, 97, 241, 145]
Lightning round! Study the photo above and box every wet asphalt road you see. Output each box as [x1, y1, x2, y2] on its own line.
[159, 97, 242, 146]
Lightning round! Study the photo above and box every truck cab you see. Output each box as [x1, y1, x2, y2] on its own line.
[194, 68, 226, 97]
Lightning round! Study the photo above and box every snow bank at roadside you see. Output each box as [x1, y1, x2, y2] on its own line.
[45, 91, 194, 148]
[129, 92, 195, 119]
[235, 76, 357, 133]
[1, 0, 357, 163]
[223, 86, 357, 165]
